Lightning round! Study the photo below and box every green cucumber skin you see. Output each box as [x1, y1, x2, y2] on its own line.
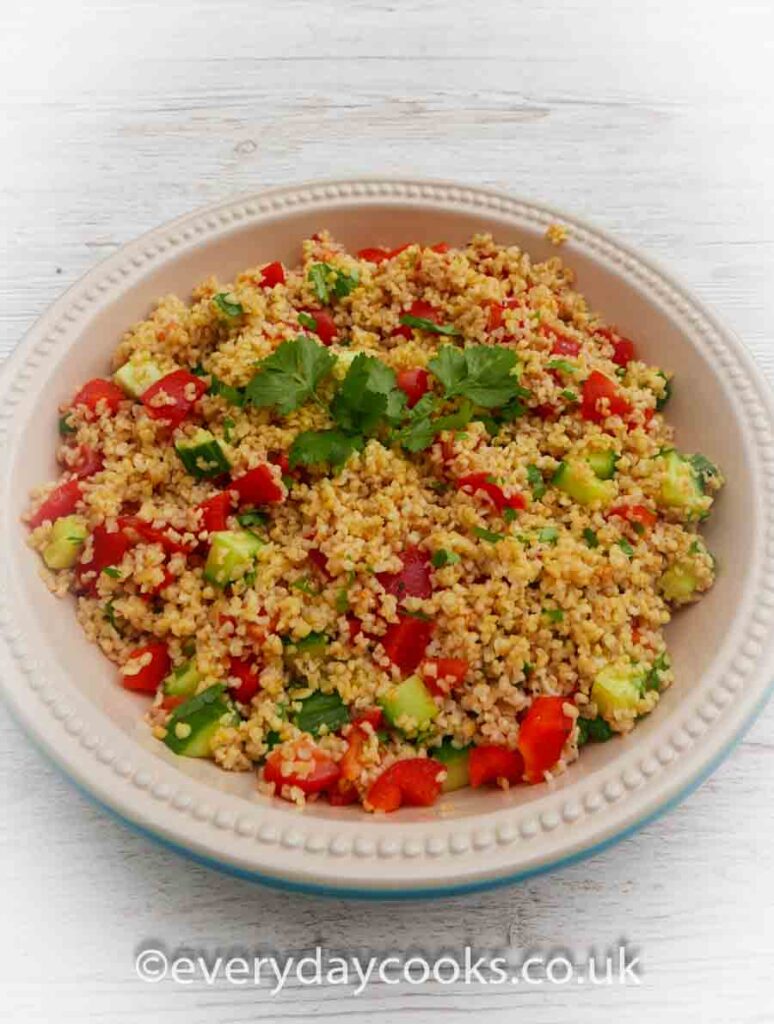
[380, 675, 438, 731]
[163, 683, 238, 757]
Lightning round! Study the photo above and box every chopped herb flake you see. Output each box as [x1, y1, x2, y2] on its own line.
[213, 293, 244, 320]
[432, 549, 461, 568]
[617, 538, 635, 558]
[102, 566, 122, 579]
[298, 312, 318, 331]
[399, 314, 460, 337]
[527, 464, 546, 500]
[473, 526, 504, 544]
[538, 526, 559, 545]
[542, 608, 564, 623]
[583, 527, 599, 548]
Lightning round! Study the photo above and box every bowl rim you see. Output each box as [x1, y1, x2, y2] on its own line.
[2, 176, 773, 898]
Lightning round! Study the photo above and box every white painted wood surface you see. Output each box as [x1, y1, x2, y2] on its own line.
[2, 1, 773, 1020]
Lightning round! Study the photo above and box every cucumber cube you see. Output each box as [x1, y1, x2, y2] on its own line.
[42, 515, 87, 569]
[553, 458, 614, 507]
[163, 683, 239, 758]
[176, 429, 231, 480]
[163, 659, 202, 697]
[114, 359, 164, 398]
[434, 739, 471, 792]
[203, 529, 263, 587]
[380, 674, 438, 734]
[591, 662, 645, 717]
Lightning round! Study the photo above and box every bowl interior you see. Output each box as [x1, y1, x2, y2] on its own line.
[7, 199, 755, 820]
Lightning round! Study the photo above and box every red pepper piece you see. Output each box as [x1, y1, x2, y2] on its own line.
[518, 695, 573, 783]
[580, 371, 632, 423]
[430, 242, 449, 253]
[469, 745, 524, 787]
[377, 546, 433, 601]
[28, 479, 83, 529]
[303, 308, 337, 345]
[117, 515, 191, 554]
[259, 261, 285, 288]
[455, 472, 526, 512]
[608, 503, 657, 533]
[396, 368, 430, 408]
[346, 614, 362, 642]
[485, 300, 504, 332]
[381, 615, 435, 675]
[421, 657, 469, 696]
[357, 247, 392, 264]
[71, 445, 104, 480]
[544, 325, 581, 357]
[264, 742, 341, 797]
[307, 547, 331, 579]
[352, 707, 383, 730]
[120, 643, 171, 695]
[596, 326, 637, 366]
[196, 492, 233, 533]
[227, 656, 261, 704]
[141, 370, 208, 428]
[71, 378, 125, 418]
[76, 523, 132, 592]
[365, 758, 444, 813]
[231, 464, 284, 505]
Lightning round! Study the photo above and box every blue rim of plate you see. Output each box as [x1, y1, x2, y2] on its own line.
[5, 671, 771, 900]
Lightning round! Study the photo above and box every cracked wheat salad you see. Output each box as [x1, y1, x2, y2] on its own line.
[25, 231, 722, 813]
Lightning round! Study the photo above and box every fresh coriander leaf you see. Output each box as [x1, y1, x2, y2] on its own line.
[330, 353, 405, 435]
[578, 716, 613, 746]
[561, 389, 578, 402]
[213, 293, 244, 320]
[289, 429, 364, 470]
[237, 509, 268, 529]
[617, 537, 635, 558]
[298, 312, 318, 331]
[102, 566, 122, 579]
[58, 414, 76, 436]
[308, 263, 332, 304]
[308, 263, 359, 304]
[399, 314, 460, 337]
[209, 374, 245, 407]
[473, 526, 504, 544]
[429, 345, 522, 409]
[527, 464, 546, 500]
[292, 690, 349, 736]
[583, 527, 599, 549]
[689, 454, 719, 491]
[538, 526, 559, 545]
[245, 335, 336, 415]
[542, 607, 564, 623]
[292, 576, 320, 596]
[547, 359, 577, 375]
[431, 549, 461, 568]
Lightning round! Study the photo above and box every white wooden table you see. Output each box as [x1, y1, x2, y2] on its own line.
[2, 1, 773, 1020]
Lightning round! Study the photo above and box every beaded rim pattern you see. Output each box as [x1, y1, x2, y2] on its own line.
[1, 178, 773, 896]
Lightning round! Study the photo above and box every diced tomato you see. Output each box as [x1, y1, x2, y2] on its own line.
[352, 707, 383, 730]
[196, 491, 232, 533]
[268, 450, 292, 477]
[76, 523, 132, 591]
[227, 656, 261, 704]
[141, 370, 208, 428]
[396, 368, 430, 408]
[346, 614, 362, 642]
[231, 464, 284, 505]
[357, 247, 392, 264]
[304, 308, 337, 345]
[365, 757, 444, 813]
[340, 725, 367, 782]
[377, 547, 433, 600]
[117, 515, 191, 554]
[391, 299, 438, 340]
[484, 300, 504, 332]
[518, 695, 573, 783]
[381, 615, 435, 675]
[422, 657, 469, 696]
[71, 378, 125, 418]
[533, 402, 559, 421]
[260, 261, 285, 288]
[264, 741, 341, 797]
[455, 472, 526, 513]
[608, 503, 658, 533]
[469, 745, 524, 787]
[120, 643, 171, 695]
[596, 326, 637, 366]
[28, 478, 83, 528]
[580, 371, 632, 423]
[328, 783, 359, 806]
[430, 242, 449, 254]
[71, 445, 103, 480]
[543, 325, 581, 357]
[308, 547, 331, 579]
